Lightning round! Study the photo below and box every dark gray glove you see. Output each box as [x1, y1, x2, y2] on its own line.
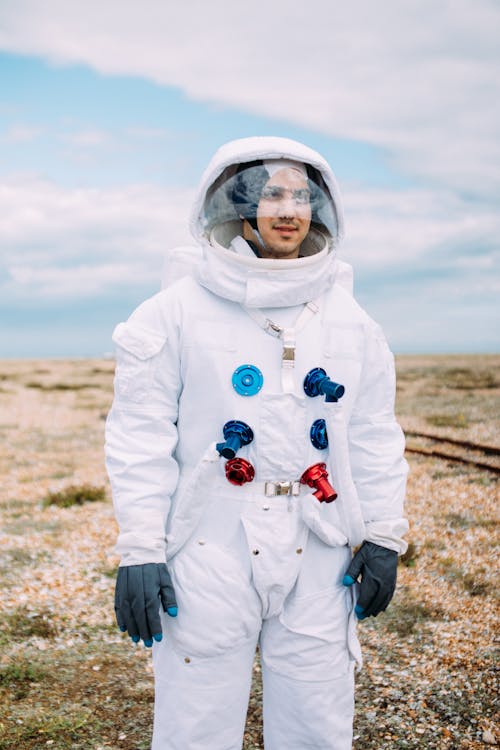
[342, 541, 398, 619]
[115, 563, 178, 647]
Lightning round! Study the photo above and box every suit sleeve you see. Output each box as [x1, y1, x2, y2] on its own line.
[348, 321, 409, 553]
[105, 297, 181, 565]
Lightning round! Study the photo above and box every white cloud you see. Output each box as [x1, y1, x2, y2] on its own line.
[1, 174, 498, 324]
[335, 180, 500, 351]
[60, 129, 110, 148]
[0, 172, 498, 353]
[370, 269, 500, 353]
[0, 0, 498, 197]
[0, 1, 498, 353]
[340, 183, 500, 269]
[8, 261, 154, 297]
[1, 125, 43, 143]
[0, 176, 194, 298]
[125, 127, 173, 141]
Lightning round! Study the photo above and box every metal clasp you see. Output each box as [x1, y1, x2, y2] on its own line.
[264, 480, 301, 497]
[265, 319, 283, 337]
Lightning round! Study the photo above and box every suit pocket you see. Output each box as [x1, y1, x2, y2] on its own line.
[165, 537, 261, 659]
[112, 321, 167, 403]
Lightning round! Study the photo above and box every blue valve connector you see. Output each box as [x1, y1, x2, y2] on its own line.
[303, 368, 345, 403]
[216, 420, 254, 459]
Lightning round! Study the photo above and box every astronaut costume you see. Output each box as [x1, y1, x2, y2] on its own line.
[105, 136, 409, 750]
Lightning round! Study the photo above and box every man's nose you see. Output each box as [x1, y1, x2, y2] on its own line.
[277, 194, 296, 217]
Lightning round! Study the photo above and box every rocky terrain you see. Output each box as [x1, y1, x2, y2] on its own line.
[0, 355, 498, 749]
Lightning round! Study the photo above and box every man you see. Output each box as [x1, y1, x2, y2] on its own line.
[105, 136, 409, 750]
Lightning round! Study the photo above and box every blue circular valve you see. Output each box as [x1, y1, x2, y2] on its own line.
[310, 419, 328, 450]
[232, 365, 263, 396]
[303, 367, 328, 398]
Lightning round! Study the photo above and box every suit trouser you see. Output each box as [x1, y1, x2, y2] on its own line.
[151, 510, 357, 750]
[152, 630, 355, 750]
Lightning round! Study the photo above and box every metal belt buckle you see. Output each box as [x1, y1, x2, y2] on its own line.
[265, 481, 289, 496]
[276, 481, 292, 495]
[264, 481, 301, 497]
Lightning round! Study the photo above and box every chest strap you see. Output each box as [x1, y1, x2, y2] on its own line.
[242, 299, 321, 393]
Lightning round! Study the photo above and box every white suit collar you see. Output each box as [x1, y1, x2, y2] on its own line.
[196, 232, 336, 308]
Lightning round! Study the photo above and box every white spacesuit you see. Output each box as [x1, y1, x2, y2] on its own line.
[105, 136, 409, 750]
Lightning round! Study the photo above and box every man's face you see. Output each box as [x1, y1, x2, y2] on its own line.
[255, 168, 312, 259]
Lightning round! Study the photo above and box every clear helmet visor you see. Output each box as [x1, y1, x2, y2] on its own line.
[202, 159, 339, 247]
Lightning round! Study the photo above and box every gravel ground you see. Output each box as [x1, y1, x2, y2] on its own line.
[0, 356, 498, 749]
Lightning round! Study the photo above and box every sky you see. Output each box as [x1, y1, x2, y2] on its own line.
[0, 0, 499, 357]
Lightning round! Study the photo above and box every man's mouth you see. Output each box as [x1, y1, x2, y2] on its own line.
[273, 224, 298, 233]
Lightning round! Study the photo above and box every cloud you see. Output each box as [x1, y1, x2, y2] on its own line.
[0, 172, 498, 353]
[0, 176, 194, 300]
[1, 124, 43, 143]
[366, 269, 500, 353]
[58, 127, 174, 151]
[0, 0, 498, 198]
[8, 261, 153, 297]
[60, 129, 110, 148]
[334, 179, 500, 350]
[340, 183, 500, 269]
[0, 1, 498, 354]
[2, 173, 498, 315]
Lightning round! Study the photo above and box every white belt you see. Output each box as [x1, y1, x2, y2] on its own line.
[207, 475, 306, 498]
[178, 463, 305, 498]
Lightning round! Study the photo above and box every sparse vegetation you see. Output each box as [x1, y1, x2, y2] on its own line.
[399, 540, 418, 567]
[0, 659, 48, 700]
[426, 412, 469, 428]
[4, 607, 59, 640]
[43, 483, 106, 508]
[374, 588, 444, 636]
[439, 367, 498, 390]
[445, 512, 474, 529]
[89, 366, 115, 375]
[438, 557, 491, 597]
[25, 381, 98, 391]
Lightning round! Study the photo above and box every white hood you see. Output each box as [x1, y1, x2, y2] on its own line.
[190, 136, 348, 309]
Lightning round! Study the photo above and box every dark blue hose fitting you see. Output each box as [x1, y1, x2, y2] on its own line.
[216, 420, 254, 459]
[303, 368, 345, 402]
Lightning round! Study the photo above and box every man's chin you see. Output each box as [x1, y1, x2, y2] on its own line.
[261, 243, 301, 259]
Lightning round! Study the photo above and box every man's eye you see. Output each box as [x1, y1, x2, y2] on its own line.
[261, 186, 311, 204]
[261, 186, 284, 200]
[293, 189, 311, 204]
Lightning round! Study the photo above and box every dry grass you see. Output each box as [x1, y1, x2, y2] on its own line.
[0, 355, 498, 749]
[43, 483, 106, 508]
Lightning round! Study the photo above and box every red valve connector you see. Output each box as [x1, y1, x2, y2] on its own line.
[300, 462, 337, 503]
[225, 457, 255, 486]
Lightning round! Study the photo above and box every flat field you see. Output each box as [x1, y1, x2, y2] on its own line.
[0, 355, 498, 749]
